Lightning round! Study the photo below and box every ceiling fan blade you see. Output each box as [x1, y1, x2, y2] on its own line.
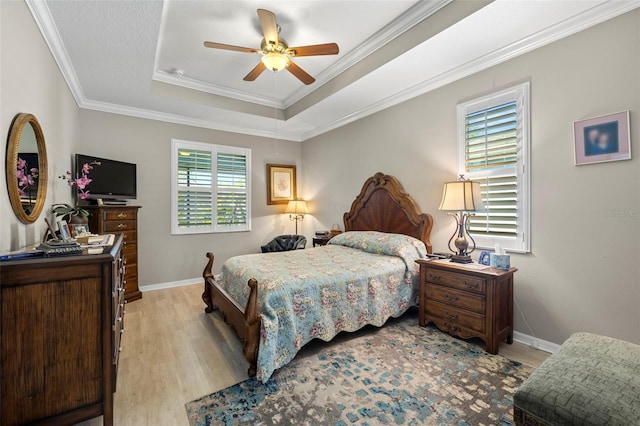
[287, 60, 315, 85]
[243, 62, 267, 81]
[257, 9, 278, 46]
[204, 41, 258, 54]
[287, 43, 339, 57]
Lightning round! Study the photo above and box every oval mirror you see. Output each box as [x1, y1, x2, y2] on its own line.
[5, 113, 48, 224]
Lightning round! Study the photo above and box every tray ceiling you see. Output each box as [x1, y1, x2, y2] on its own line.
[28, 0, 639, 141]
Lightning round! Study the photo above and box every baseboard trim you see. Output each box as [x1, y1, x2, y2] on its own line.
[513, 331, 561, 354]
[140, 278, 201, 293]
[139, 280, 562, 354]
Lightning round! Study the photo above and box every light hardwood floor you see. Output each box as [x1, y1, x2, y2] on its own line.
[80, 283, 550, 425]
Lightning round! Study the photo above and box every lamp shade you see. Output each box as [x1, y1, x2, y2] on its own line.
[439, 180, 484, 211]
[285, 200, 309, 215]
[261, 52, 290, 72]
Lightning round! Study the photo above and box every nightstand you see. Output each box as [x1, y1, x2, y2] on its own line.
[312, 236, 332, 247]
[415, 259, 516, 354]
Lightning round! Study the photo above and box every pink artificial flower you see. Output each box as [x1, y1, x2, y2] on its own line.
[30, 168, 38, 174]
[17, 158, 26, 169]
[82, 163, 90, 174]
[79, 191, 90, 200]
[75, 176, 92, 189]
[16, 169, 24, 179]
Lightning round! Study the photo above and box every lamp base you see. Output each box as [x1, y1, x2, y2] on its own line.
[450, 254, 473, 264]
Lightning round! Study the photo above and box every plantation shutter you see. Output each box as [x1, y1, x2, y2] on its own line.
[172, 139, 251, 235]
[465, 102, 519, 238]
[177, 149, 213, 229]
[457, 82, 530, 252]
[216, 152, 248, 227]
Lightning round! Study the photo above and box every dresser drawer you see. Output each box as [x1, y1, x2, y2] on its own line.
[425, 300, 485, 333]
[104, 220, 136, 232]
[123, 241, 137, 259]
[425, 268, 486, 295]
[426, 285, 485, 314]
[105, 210, 137, 221]
[124, 265, 137, 283]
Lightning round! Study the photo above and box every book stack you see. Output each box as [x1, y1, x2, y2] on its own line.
[315, 230, 329, 238]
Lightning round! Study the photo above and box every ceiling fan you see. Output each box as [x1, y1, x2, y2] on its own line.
[204, 9, 339, 85]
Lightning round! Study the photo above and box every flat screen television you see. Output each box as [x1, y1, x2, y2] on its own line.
[75, 154, 137, 202]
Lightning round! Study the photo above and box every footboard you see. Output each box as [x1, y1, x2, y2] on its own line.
[202, 253, 261, 377]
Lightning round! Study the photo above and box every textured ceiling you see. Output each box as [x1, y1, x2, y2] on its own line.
[28, 0, 640, 142]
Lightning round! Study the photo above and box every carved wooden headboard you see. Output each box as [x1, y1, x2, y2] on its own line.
[343, 172, 433, 253]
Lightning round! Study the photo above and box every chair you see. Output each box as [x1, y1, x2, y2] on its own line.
[261, 235, 307, 253]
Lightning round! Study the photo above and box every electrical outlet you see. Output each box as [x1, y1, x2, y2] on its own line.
[529, 339, 539, 349]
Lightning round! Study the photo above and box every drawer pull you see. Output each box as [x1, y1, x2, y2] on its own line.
[443, 293, 459, 303]
[428, 274, 442, 281]
[464, 281, 479, 289]
[117, 223, 127, 229]
[444, 322, 461, 333]
[444, 310, 458, 320]
[119, 347, 123, 353]
[117, 213, 128, 218]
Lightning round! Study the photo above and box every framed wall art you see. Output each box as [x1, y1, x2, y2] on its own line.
[267, 164, 296, 205]
[574, 111, 630, 165]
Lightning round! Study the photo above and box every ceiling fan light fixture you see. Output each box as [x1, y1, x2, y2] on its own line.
[261, 52, 290, 72]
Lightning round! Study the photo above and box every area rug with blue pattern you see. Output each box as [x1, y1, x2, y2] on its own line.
[185, 310, 533, 425]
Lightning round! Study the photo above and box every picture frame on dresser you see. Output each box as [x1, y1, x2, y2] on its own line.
[70, 223, 89, 237]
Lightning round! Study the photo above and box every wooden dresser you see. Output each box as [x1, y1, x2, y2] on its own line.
[86, 205, 142, 302]
[416, 259, 516, 354]
[0, 236, 124, 426]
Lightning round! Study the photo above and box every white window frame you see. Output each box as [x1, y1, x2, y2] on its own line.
[456, 82, 530, 253]
[171, 139, 251, 235]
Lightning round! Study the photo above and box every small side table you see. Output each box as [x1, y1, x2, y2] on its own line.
[416, 259, 517, 354]
[312, 236, 332, 247]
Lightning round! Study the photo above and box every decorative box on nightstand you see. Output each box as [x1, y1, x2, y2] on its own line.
[415, 259, 517, 354]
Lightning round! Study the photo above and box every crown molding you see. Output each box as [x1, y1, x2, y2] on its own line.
[26, 0, 639, 143]
[150, 0, 452, 110]
[300, 1, 640, 141]
[25, 0, 85, 106]
[283, 0, 453, 107]
[152, 70, 286, 109]
[79, 99, 303, 142]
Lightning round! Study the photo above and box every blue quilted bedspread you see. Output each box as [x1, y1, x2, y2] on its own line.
[218, 231, 428, 381]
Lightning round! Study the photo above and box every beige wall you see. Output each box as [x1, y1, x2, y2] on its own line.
[1, 1, 80, 252]
[302, 10, 640, 346]
[78, 110, 302, 285]
[1, 2, 302, 284]
[4, 0, 638, 346]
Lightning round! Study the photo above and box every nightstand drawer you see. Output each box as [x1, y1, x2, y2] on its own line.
[426, 285, 485, 314]
[425, 269, 486, 295]
[426, 300, 485, 333]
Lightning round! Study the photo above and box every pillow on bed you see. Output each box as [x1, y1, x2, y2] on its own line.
[327, 231, 428, 261]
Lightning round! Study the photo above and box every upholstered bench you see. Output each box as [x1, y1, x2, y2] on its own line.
[513, 332, 640, 426]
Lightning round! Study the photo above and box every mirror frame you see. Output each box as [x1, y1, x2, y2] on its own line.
[5, 113, 48, 224]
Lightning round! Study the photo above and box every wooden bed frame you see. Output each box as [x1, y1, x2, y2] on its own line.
[202, 172, 433, 377]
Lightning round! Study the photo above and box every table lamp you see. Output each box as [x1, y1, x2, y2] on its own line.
[285, 200, 309, 234]
[439, 176, 484, 263]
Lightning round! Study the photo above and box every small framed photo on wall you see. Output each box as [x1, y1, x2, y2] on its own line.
[574, 111, 631, 165]
[267, 164, 296, 205]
